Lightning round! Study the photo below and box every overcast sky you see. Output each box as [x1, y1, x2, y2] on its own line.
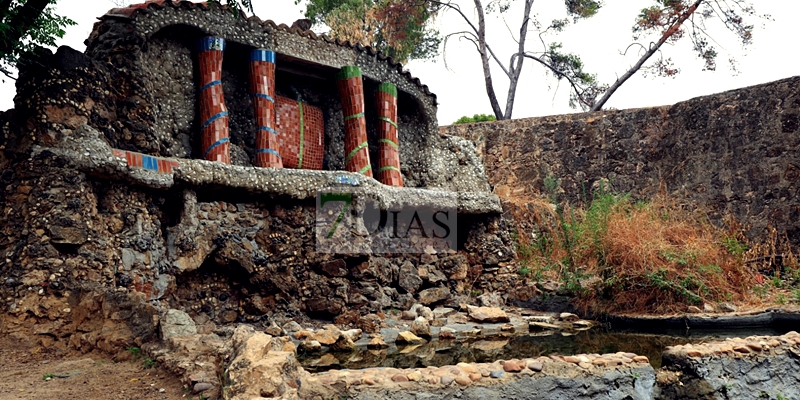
[0, 0, 796, 125]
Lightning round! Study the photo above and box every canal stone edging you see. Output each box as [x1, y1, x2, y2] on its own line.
[296, 331, 800, 400]
[605, 309, 800, 331]
[148, 313, 800, 399]
[658, 331, 800, 400]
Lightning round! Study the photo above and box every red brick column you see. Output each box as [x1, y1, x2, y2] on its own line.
[250, 49, 282, 168]
[376, 82, 403, 187]
[197, 36, 230, 164]
[336, 66, 372, 177]
[275, 96, 325, 170]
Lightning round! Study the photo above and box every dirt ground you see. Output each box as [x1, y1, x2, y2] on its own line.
[0, 337, 196, 400]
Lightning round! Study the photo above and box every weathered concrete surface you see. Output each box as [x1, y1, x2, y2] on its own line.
[442, 76, 800, 247]
[658, 331, 800, 400]
[299, 356, 656, 400]
[346, 366, 656, 400]
[606, 307, 800, 331]
[295, 332, 800, 400]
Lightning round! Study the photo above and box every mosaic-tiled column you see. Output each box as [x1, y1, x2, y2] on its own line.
[376, 82, 403, 187]
[336, 66, 373, 177]
[197, 36, 230, 164]
[250, 49, 282, 168]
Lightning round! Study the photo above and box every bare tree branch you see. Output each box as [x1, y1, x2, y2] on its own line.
[591, 0, 704, 111]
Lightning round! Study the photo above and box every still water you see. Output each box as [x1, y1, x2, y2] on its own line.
[298, 326, 789, 372]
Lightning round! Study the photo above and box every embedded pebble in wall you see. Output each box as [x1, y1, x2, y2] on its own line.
[81, 0, 495, 192]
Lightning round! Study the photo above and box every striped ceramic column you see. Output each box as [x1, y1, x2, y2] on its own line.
[376, 82, 403, 187]
[336, 66, 372, 177]
[197, 36, 230, 164]
[250, 49, 282, 168]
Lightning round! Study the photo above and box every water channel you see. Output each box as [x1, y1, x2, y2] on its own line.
[298, 325, 791, 372]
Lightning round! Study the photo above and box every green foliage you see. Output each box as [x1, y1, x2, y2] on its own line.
[298, 0, 441, 63]
[126, 346, 141, 357]
[633, 0, 758, 74]
[42, 373, 55, 380]
[142, 356, 157, 369]
[722, 235, 747, 257]
[752, 283, 768, 298]
[207, 0, 254, 13]
[452, 113, 496, 124]
[514, 176, 758, 313]
[126, 346, 156, 369]
[565, 0, 602, 19]
[644, 268, 702, 304]
[0, 0, 76, 77]
[544, 42, 607, 109]
[580, 188, 624, 263]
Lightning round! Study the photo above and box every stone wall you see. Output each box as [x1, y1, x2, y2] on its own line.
[298, 332, 800, 400]
[441, 77, 800, 246]
[0, 0, 513, 354]
[78, 0, 488, 191]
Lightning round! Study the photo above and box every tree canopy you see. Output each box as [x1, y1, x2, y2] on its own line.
[0, 0, 74, 78]
[433, 0, 764, 118]
[590, 0, 763, 111]
[452, 113, 495, 124]
[298, 0, 441, 64]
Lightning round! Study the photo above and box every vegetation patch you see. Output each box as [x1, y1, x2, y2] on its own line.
[513, 179, 799, 314]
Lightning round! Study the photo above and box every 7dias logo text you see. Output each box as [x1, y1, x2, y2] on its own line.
[315, 188, 457, 254]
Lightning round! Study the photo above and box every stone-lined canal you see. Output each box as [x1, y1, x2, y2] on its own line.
[298, 326, 790, 372]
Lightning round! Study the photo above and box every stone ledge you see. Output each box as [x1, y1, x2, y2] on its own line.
[33, 125, 502, 214]
[605, 308, 800, 331]
[301, 355, 656, 400]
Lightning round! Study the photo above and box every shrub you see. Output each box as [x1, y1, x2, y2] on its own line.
[514, 182, 759, 314]
[452, 113, 496, 124]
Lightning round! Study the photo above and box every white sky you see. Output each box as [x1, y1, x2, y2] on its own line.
[0, 0, 797, 125]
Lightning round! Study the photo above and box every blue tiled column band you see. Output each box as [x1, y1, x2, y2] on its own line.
[199, 36, 226, 52]
[251, 49, 282, 168]
[197, 36, 230, 164]
[251, 49, 275, 63]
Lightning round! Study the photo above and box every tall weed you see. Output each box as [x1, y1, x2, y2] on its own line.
[515, 179, 759, 314]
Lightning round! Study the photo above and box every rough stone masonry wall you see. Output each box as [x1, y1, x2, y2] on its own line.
[0, 4, 513, 353]
[441, 77, 800, 247]
[83, 0, 489, 192]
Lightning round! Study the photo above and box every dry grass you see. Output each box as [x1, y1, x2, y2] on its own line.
[513, 189, 796, 315]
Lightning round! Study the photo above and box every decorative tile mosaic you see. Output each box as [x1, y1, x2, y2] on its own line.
[198, 36, 230, 164]
[333, 174, 361, 186]
[112, 149, 180, 173]
[250, 49, 283, 169]
[336, 66, 372, 177]
[275, 96, 325, 170]
[376, 82, 403, 187]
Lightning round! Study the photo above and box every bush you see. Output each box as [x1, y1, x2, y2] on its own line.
[515, 182, 760, 314]
[452, 113, 496, 124]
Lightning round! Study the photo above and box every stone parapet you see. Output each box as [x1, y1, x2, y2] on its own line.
[441, 76, 800, 246]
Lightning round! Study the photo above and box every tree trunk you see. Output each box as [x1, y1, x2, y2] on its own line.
[473, 0, 504, 120]
[591, 0, 703, 111]
[0, 0, 52, 57]
[501, 0, 534, 119]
